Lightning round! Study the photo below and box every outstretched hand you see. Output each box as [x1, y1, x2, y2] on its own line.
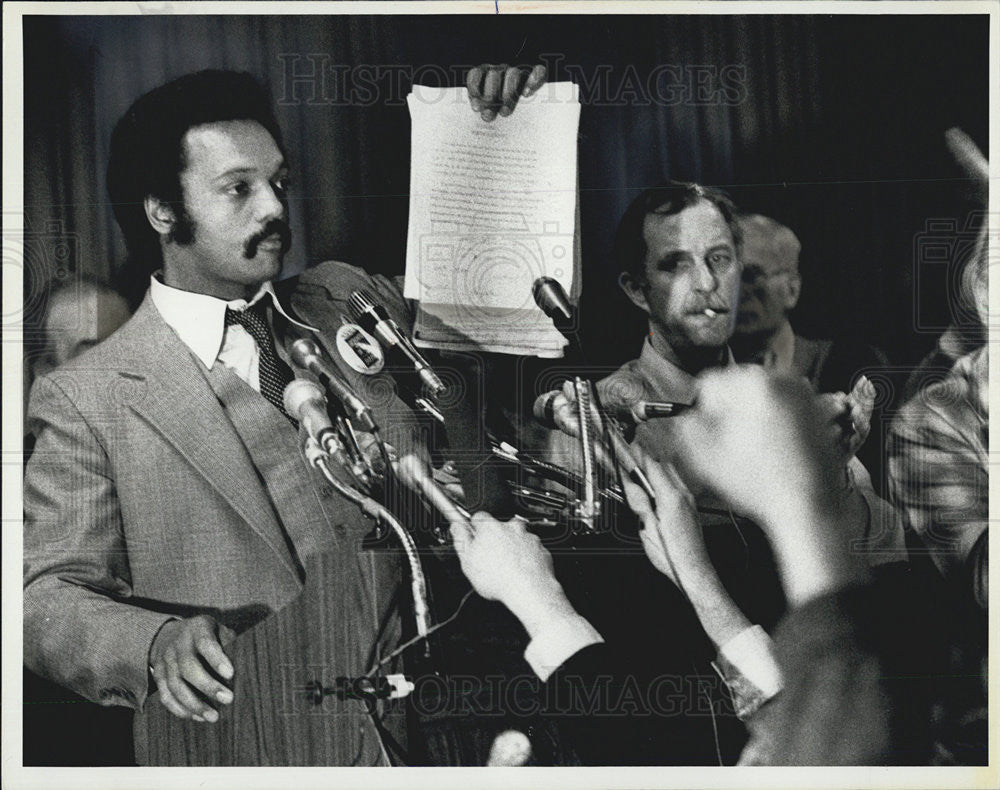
[671, 366, 867, 606]
[621, 445, 704, 589]
[622, 445, 754, 648]
[817, 374, 876, 465]
[449, 512, 577, 638]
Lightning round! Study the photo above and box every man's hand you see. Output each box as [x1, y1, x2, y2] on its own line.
[623, 447, 753, 648]
[148, 615, 236, 723]
[450, 512, 577, 638]
[466, 64, 546, 121]
[672, 366, 868, 607]
[672, 366, 840, 528]
[621, 447, 702, 588]
[535, 380, 602, 439]
[817, 375, 876, 466]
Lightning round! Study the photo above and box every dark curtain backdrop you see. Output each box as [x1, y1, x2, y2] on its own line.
[18, 11, 990, 767]
[23, 13, 988, 370]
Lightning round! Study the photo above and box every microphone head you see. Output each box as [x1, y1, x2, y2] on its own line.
[348, 290, 378, 321]
[532, 276, 573, 323]
[486, 729, 532, 767]
[637, 400, 691, 419]
[532, 391, 560, 429]
[289, 337, 322, 369]
[282, 378, 325, 420]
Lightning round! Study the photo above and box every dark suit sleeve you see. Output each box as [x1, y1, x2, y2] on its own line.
[23, 374, 176, 711]
[739, 569, 943, 765]
[539, 643, 723, 765]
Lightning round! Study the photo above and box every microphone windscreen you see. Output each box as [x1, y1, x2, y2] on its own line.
[288, 337, 322, 369]
[486, 729, 532, 767]
[533, 391, 560, 429]
[532, 276, 573, 323]
[282, 378, 325, 420]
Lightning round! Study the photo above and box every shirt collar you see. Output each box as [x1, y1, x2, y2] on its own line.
[149, 274, 316, 368]
[635, 337, 734, 404]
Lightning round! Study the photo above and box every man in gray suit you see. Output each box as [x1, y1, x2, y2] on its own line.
[23, 69, 444, 766]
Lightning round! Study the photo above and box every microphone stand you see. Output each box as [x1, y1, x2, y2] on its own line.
[573, 377, 600, 530]
[533, 279, 655, 528]
[303, 439, 432, 661]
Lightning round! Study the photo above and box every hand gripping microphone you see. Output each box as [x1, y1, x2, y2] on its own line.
[288, 338, 377, 432]
[394, 454, 472, 524]
[348, 290, 446, 398]
[533, 389, 657, 506]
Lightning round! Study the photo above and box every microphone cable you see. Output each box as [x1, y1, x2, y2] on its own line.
[365, 588, 475, 679]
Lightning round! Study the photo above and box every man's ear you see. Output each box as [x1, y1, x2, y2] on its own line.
[144, 196, 175, 235]
[618, 271, 650, 313]
[784, 272, 802, 310]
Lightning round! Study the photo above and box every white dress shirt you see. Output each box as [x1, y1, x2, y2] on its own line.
[149, 274, 315, 392]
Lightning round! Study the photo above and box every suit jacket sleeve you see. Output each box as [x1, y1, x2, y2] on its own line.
[738, 567, 942, 765]
[24, 373, 176, 711]
[541, 643, 721, 765]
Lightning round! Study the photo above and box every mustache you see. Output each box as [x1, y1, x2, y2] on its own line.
[244, 219, 291, 259]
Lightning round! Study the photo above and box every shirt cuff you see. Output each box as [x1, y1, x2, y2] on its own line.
[523, 613, 604, 682]
[711, 624, 783, 720]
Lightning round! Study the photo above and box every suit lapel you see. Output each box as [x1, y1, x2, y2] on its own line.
[283, 280, 346, 366]
[115, 296, 300, 582]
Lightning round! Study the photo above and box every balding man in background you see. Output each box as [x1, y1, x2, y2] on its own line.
[731, 213, 889, 491]
[23, 275, 135, 766]
[38, 276, 132, 369]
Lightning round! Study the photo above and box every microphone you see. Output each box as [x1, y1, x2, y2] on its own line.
[288, 338, 377, 432]
[533, 276, 587, 368]
[348, 290, 446, 398]
[533, 389, 617, 480]
[486, 729, 532, 766]
[532, 276, 574, 330]
[605, 399, 693, 424]
[394, 454, 471, 524]
[533, 390, 657, 503]
[283, 379, 341, 455]
[632, 400, 692, 420]
[533, 389, 579, 434]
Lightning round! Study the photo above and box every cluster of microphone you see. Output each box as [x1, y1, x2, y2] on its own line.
[281, 280, 686, 761]
[283, 291, 458, 518]
[283, 280, 691, 535]
[280, 292, 464, 671]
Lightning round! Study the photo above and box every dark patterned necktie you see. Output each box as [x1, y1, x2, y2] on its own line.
[224, 301, 297, 424]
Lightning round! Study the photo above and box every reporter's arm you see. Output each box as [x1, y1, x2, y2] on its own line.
[623, 454, 783, 717]
[739, 571, 941, 765]
[449, 513, 603, 681]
